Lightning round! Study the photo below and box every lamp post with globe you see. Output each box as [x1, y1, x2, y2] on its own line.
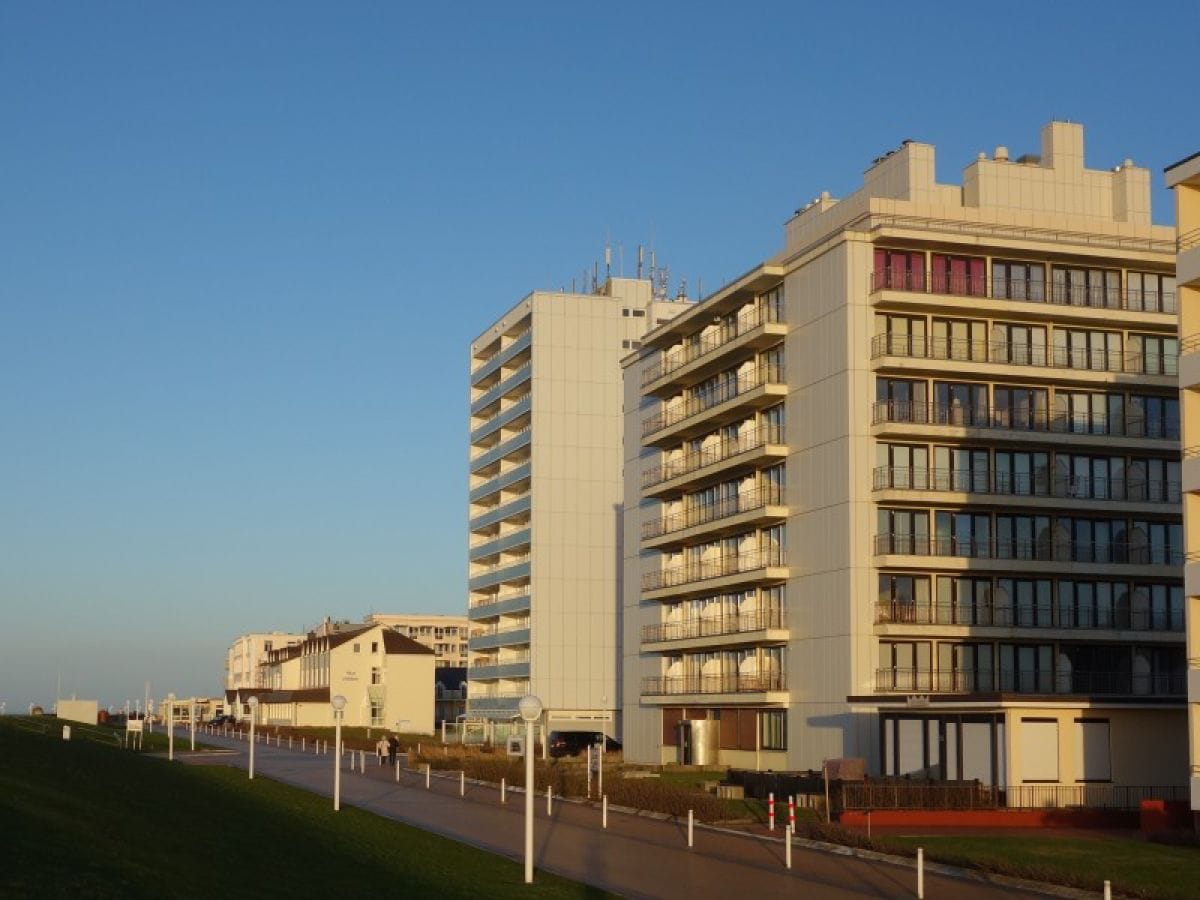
[247, 696, 259, 779]
[518, 694, 543, 884]
[332, 694, 347, 811]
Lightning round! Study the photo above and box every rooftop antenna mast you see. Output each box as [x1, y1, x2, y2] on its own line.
[604, 245, 612, 280]
[637, 245, 645, 279]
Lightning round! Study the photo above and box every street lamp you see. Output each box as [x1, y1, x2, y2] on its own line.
[247, 696, 259, 780]
[332, 694, 347, 811]
[518, 694, 543, 885]
[189, 699, 196, 751]
[167, 693, 176, 762]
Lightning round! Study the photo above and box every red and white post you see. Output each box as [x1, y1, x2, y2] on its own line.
[768, 792, 775, 831]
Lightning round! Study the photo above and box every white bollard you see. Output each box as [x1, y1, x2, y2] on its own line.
[425, 763, 430, 789]
[785, 825, 792, 869]
[1104, 882, 1112, 900]
[417, 742, 421, 755]
[395, 759, 400, 783]
[768, 791, 775, 831]
[359, 750, 365, 773]
[602, 794, 608, 829]
[460, 771, 465, 796]
[302, 737, 305, 752]
[917, 847, 924, 899]
[546, 785, 552, 815]
[289, 736, 292, 749]
[501, 777, 506, 804]
[688, 809, 694, 848]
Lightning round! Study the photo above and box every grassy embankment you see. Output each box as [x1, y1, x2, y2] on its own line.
[0, 718, 612, 899]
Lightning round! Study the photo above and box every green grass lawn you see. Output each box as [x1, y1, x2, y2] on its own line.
[0, 721, 613, 899]
[884, 834, 1200, 900]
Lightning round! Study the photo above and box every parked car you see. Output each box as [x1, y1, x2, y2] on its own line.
[208, 714, 235, 727]
[547, 731, 621, 759]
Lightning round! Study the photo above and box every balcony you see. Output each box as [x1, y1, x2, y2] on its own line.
[470, 393, 531, 444]
[643, 365, 786, 445]
[641, 608, 787, 649]
[469, 462, 532, 505]
[471, 362, 532, 416]
[875, 667, 1185, 697]
[469, 659, 530, 680]
[470, 427, 531, 475]
[467, 591, 531, 621]
[872, 401, 1179, 443]
[642, 424, 785, 496]
[874, 533, 1183, 567]
[469, 493, 530, 532]
[871, 334, 1177, 379]
[471, 330, 531, 387]
[873, 467, 1180, 506]
[643, 547, 786, 597]
[875, 601, 1183, 633]
[469, 527, 531, 563]
[642, 485, 786, 546]
[468, 626, 531, 651]
[467, 556, 531, 591]
[467, 695, 525, 711]
[641, 300, 786, 393]
[641, 671, 787, 697]
[869, 270, 1176, 315]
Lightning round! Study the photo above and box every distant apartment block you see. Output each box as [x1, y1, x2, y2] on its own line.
[225, 632, 304, 691]
[467, 277, 687, 732]
[1166, 149, 1200, 814]
[623, 122, 1187, 794]
[366, 613, 469, 668]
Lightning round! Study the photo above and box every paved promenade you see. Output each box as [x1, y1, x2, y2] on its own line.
[183, 732, 1045, 899]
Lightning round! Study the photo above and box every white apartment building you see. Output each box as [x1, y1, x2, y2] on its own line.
[623, 122, 1188, 796]
[366, 613, 469, 668]
[225, 632, 304, 691]
[467, 276, 687, 732]
[1166, 149, 1200, 814]
[229, 622, 435, 732]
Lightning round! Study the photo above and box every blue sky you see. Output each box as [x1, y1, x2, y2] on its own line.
[2, 1, 1197, 709]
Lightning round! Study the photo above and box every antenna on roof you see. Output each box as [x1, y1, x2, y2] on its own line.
[637, 245, 644, 279]
[604, 245, 612, 279]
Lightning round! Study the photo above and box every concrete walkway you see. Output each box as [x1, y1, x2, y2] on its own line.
[182, 732, 1049, 900]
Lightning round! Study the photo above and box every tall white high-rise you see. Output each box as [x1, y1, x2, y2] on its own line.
[467, 276, 687, 734]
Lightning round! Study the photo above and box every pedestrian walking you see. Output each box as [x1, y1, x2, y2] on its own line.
[387, 733, 399, 765]
[377, 736, 388, 766]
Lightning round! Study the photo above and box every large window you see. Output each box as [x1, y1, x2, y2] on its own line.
[931, 318, 986, 361]
[873, 249, 925, 291]
[1127, 272, 1176, 313]
[933, 382, 988, 426]
[760, 711, 787, 750]
[930, 254, 986, 296]
[879, 574, 931, 623]
[992, 259, 1045, 301]
[1051, 266, 1120, 308]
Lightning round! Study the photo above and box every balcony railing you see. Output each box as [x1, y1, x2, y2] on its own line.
[641, 424, 784, 490]
[1179, 227, 1200, 252]
[642, 485, 784, 540]
[468, 589, 530, 610]
[871, 334, 1178, 377]
[642, 300, 785, 387]
[874, 533, 1183, 566]
[875, 601, 1183, 632]
[872, 401, 1180, 441]
[641, 672, 787, 695]
[641, 608, 786, 644]
[870, 270, 1176, 314]
[872, 466, 1180, 504]
[842, 782, 1188, 811]
[642, 547, 786, 592]
[643, 364, 785, 438]
[470, 621, 531, 639]
[470, 653, 530, 668]
[875, 667, 1185, 696]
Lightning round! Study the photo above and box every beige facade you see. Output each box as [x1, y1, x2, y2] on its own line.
[366, 613, 469, 668]
[229, 623, 435, 733]
[467, 277, 687, 729]
[1166, 150, 1200, 811]
[624, 122, 1188, 797]
[225, 632, 304, 690]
